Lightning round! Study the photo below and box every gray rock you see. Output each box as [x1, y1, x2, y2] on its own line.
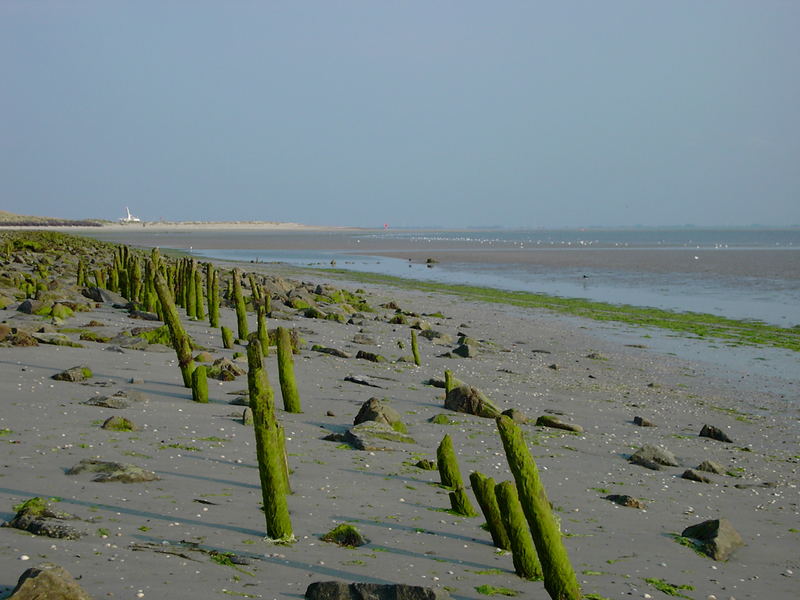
[344, 421, 415, 451]
[681, 518, 744, 561]
[696, 460, 725, 474]
[305, 581, 450, 600]
[312, 345, 352, 358]
[229, 395, 250, 406]
[32, 333, 82, 347]
[420, 330, 454, 345]
[354, 397, 403, 429]
[604, 494, 645, 509]
[352, 333, 377, 345]
[107, 334, 149, 350]
[2, 500, 85, 541]
[52, 365, 92, 382]
[699, 424, 733, 443]
[6, 563, 92, 600]
[84, 395, 129, 409]
[629, 444, 679, 470]
[444, 385, 501, 418]
[82, 286, 131, 306]
[207, 358, 246, 381]
[452, 343, 478, 358]
[344, 375, 384, 388]
[681, 469, 713, 483]
[355, 350, 386, 363]
[501, 408, 528, 424]
[66, 459, 159, 483]
[633, 416, 657, 427]
[536, 414, 583, 433]
[16, 299, 45, 314]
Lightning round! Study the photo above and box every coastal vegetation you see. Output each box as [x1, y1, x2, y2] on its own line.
[317, 268, 800, 352]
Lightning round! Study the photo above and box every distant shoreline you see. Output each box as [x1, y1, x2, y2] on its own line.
[0, 220, 366, 232]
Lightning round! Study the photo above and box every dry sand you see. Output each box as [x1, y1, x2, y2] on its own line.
[0, 253, 798, 600]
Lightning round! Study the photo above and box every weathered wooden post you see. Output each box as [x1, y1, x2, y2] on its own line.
[191, 365, 208, 403]
[232, 268, 249, 340]
[436, 434, 477, 517]
[276, 327, 302, 413]
[469, 471, 510, 550]
[411, 329, 421, 366]
[153, 257, 196, 388]
[246, 337, 293, 541]
[495, 480, 543, 581]
[496, 415, 581, 600]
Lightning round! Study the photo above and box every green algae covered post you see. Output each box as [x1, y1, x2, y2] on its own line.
[496, 415, 581, 600]
[191, 365, 208, 403]
[495, 480, 543, 581]
[232, 268, 249, 340]
[152, 257, 196, 388]
[470, 471, 510, 550]
[436, 434, 478, 517]
[411, 329, 421, 366]
[276, 326, 302, 413]
[246, 337, 293, 541]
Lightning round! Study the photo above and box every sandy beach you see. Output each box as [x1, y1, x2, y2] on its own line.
[0, 230, 798, 600]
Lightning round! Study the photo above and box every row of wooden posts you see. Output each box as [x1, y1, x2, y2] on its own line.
[101, 245, 580, 600]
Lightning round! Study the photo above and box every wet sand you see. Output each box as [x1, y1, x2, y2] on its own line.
[1, 232, 798, 599]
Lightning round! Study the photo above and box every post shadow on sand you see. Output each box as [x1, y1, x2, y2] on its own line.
[0, 486, 264, 538]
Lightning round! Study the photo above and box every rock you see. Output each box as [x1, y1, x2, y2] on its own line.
[7, 330, 39, 347]
[444, 385, 501, 418]
[420, 330, 454, 345]
[422, 377, 446, 389]
[106, 334, 149, 350]
[633, 416, 657, 427]
[411, 319, 431, 331]
[6, 563, 92, 600]
[82, 286, 131, 306]
[586, 352, 607, 360]
[305, 581, 449, 600]
[50, 303, 73, 320]
[320, 524, 368, 547]
[699, 424, 733, 443]
[682, 469, 713, 483]
[52, 365, 92, 382]
[452, 343, 478, 358]
[229, 395, 250, 406]
[66, 459, 159, 483]
[344, 375, 384, 388]
[353, 397, 404, 430]
[604, 494, 646, 509]
[697, 460, 726, 474]
[32, 333, 82, 347]
[629, 444, 679, 470]
[16, 299, 45, 314]
[344, 421, 415, 451]
[242, 407, 254, 426]
[547, 363, 559, 370]
[84, 395, 129, 409]
[355, 350, 386, 363]
[2, 499, 85, 541]
[311, 345, 352, 358]
[101, 416, 136, 431]
[352, 333, 377, 345]
[207, 358, 246, 381]
[414, 459, 437, 470]
[326, 410, 335, 417]
[536, 414, 583, 433]
[194, 351, 215, 362]
[681, 518, 744, 561]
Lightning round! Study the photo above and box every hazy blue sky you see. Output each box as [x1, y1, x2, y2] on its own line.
[1, 1, 798, 228]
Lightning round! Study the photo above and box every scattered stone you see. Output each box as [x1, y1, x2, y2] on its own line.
[419, 329, 454, 345]
[681, 518, 744, 561]
[355, 350, 386, 363]
[352, 333, 377, 345]
[422, 377, 446, 388]
[6, 331, 39, 347]
[586, 352, 607, 360]
[82, 287, 131, 306]
[106, 334, 149, 350]
[682, 469, 713, 483]
[84, 395, 129, 409]
[129, 377, 144, 384]
[322, 432, 347, 442]
[326, 410, 335, 417]
[305, 581, 449, 600]
[429, 413, 455, 425]
[32, 333, 82, 347]
[604, 494, 646, 509]
[501, 408, 528, 424]
[129, 309, 160, 321]
[344, 421, 415, 450]
[697, 460, 726, 474]
[1, 498, 85, 540]
[311, 345, 352, 358]
[229, 395, 250, 406]
[16, 299, 45, 315]
[242, 407, 254, 426]
[633, 416, 657, 427]
[452, 343, 478, 358]
[629, 444, 679, 470]
[101, 416, 136, 431]
[700, 424, 733, 443]
[344, 375, 384, 388]
[414, 459, 437, 470]
[320, 524, 368, 548]
[52, 365, 92, 382]
[536, 414, 583, 433]
[444, 385, 501, 418]
[66, 459, 159, 483]
[194, 351, 215, 362]
[5, 563, 92, 600]
[547, 363, 559, 370]
[207, 358, 246, 381]
[354, 397, 404, 430]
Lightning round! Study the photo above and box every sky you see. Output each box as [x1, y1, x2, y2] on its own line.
[1, 1, 798, 228]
